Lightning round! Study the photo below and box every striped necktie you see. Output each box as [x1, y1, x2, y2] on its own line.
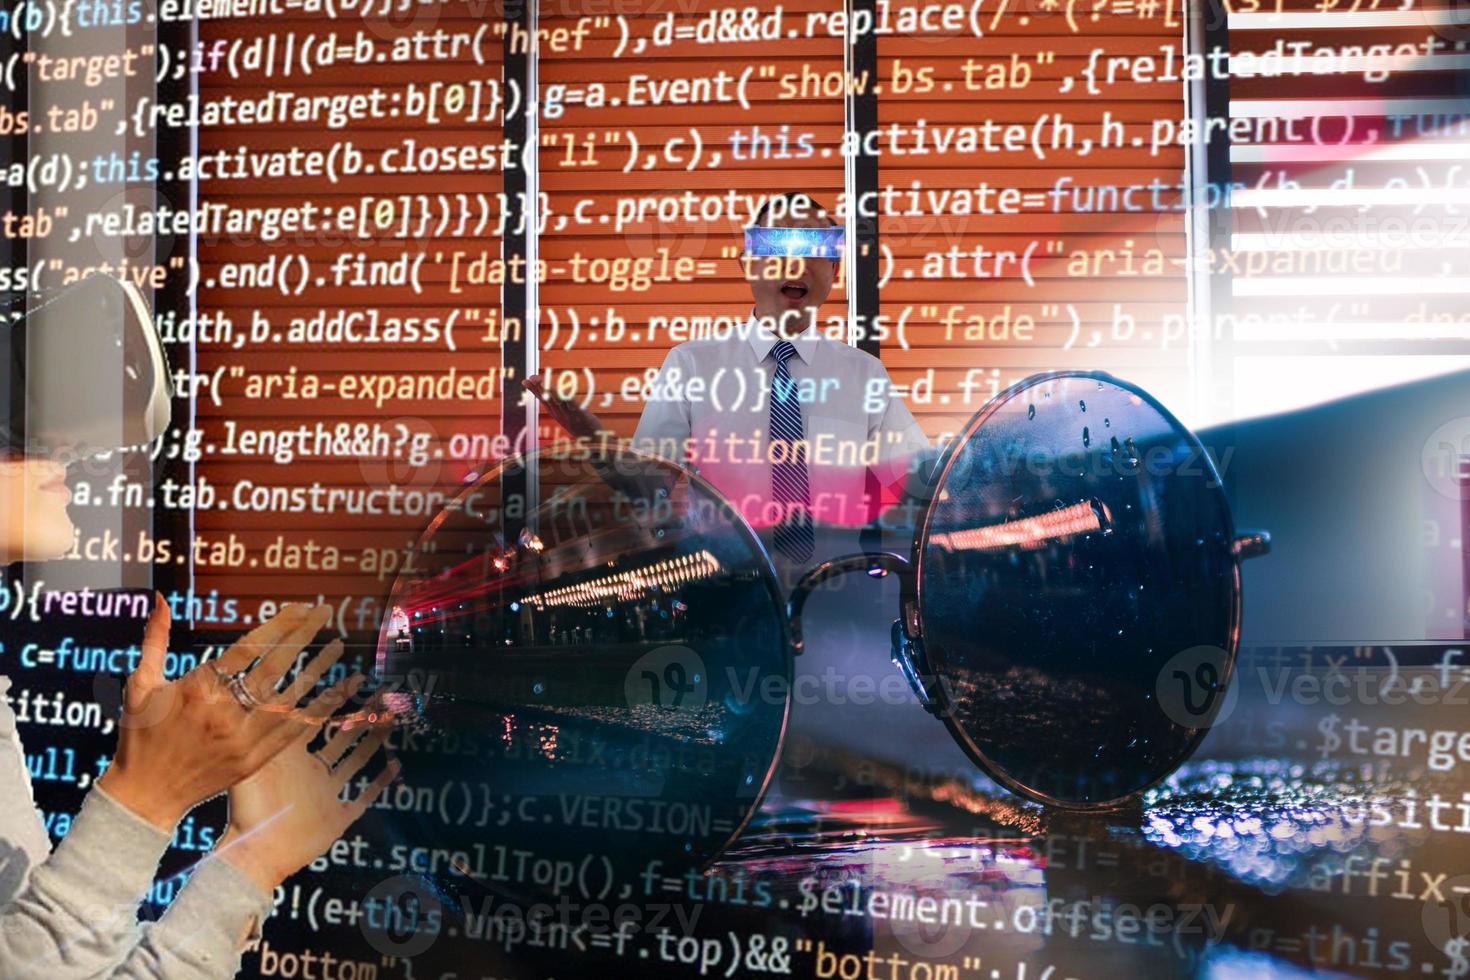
[768, 339, 814, 564]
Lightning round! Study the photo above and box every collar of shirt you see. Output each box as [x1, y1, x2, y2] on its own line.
[742, 313, 820, 366]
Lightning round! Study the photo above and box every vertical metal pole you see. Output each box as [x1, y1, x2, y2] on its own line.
[846, 0, 878, 359]
[847, 0, 883, 548]
[0, 17, 25, 600]
[502, 0, 538, 543]
[1189, 0, 1231, 425]
[157, 5, 195, 616]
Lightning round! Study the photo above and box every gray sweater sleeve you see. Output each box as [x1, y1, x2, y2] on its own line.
[115, 855, 274, 978]
[0, 675, 54, 905]
[0, 783, 173, 980]
[0, 784, 273, 980]
[1, 669, 273, 980]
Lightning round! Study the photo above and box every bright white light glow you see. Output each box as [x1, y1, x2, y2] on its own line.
[1232, 10, 1470, 28]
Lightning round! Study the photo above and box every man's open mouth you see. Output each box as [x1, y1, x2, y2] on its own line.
[780, 282, 808, 300]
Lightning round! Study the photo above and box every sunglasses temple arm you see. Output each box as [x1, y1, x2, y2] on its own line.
[786, 552, 913, 656]
[1233, 530, 1271, 560]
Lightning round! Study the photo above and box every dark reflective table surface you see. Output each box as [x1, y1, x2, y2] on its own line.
[352, 637, 1470, 979]
[708, 642, 1470, 980]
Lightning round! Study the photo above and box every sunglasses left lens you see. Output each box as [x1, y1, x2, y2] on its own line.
[375, 448, 790, 898]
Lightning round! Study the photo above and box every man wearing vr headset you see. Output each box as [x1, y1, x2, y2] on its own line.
[528, 191, 933, 591]
[0, 276, 397, 979]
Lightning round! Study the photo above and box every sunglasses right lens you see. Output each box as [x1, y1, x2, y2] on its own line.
[376, 449, 790, 896]
[916, 373, 1239, 806]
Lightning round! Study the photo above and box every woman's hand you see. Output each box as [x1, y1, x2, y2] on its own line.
[97, 597, 347, 832]
[214, 688, 399, 895]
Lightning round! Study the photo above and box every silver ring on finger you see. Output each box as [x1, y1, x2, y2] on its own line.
[311, 750, 335, 773]
[214, 665, 261, 711]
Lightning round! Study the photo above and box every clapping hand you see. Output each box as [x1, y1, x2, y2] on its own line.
[98, 598, 348, 832]
[214, 689, 399, 894]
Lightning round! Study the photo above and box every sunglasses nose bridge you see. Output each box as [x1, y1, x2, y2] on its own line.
[785, 551, 944, 716]
[890, 618, 943, 717]
[785, 551, 913, 657]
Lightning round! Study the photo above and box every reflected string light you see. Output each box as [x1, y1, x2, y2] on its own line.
[929, 500, 1109, 553]
[529, 549, 723, 609]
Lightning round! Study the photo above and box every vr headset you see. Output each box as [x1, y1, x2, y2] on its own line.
[2, 275, 173, 460]
[744, 224, 845, 260]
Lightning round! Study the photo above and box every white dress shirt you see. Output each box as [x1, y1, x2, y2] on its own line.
[632, 315, 930, 590]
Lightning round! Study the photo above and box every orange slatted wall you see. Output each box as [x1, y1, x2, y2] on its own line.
[194, 5, 506, 616]
[191, 0, 1200, 616]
